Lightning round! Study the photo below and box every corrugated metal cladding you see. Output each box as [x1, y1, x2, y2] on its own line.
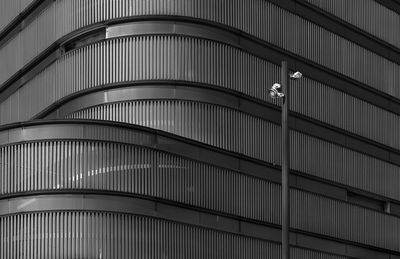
[291, 78, 400, 150]
[2, 0, 400, 257]
[291, 130, 400, 201]
[67, 100, 400, 201]
[1, 140, 400, 250]
[0, 4, 55, 86]
[67, 101, 282, 164]
[0, 212, 348, 259]
[304, 0, 400, 48]
[2, 35, 400, 152]
[0, 36, 276, 125]
[0, 0, 35, 32]
[2, 0, 400, 98]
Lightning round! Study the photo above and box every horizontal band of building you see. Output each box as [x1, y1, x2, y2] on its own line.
[39, 84, 400, 203]
[1, 122, 400, 255]
[1, 0, 400, 100]
[302, 0, 400, 49]
[2, 32, 400, 156]
[1, 194, 361, 259]
[61, 94, 400, 201]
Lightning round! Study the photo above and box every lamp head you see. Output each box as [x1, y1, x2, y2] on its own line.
[268, 83, 285, 99]
[290, 71, 302, 80]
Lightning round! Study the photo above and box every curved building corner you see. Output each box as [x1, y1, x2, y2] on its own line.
[1, 0, 400, 258]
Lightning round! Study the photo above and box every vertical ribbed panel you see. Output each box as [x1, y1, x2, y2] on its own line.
[2, 35, 400, 152]
[291, 189, 400, 251]
[0, 4, 55, 86]
[291, 77, 400, 150]
[17, 64, 56, 122]
[0, 34, 21, 86]
[67, 100, 281, 165]
[0, 212, 350, 259]
[0, 1, 19, 32]
[291, 131, 400, 201]
[52, 0, 400, 98]
[0, 36, 279, 124]
[1, 139, 400, 250]
[22, 4, 55, 65]
[304, 0, 400, 48]
[0, 140, 280, 224]
[67, 100, 400, 201]
[1, 0, 400, 98]
[0, 0, 35, 32]
[53, 37, 278, 104]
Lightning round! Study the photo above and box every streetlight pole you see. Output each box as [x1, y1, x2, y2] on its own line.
[268, 61, 302, 259]
[281, 60, 290, 259]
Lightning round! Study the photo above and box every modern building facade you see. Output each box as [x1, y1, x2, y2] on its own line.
[1, 0, 400, 258]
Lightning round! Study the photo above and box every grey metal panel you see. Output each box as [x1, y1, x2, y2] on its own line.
[0, 140, 280, 222]
[0, 0, 36, 32]
[0, 184, 399, 253]
[49, 81, 400, 155]
[67, 100, 282, 164]
[0, 4, 55, 86]
[1, 36, 280, 123]
[66, 99, 400, 202]
[291, 189, 400, 252]
[291, 130, 400, 202]
[304, 0, 400, 49]
[105, 21, 241, 47]
[0, 35, 21, 87]
[97, 1, 400, 99]
[291, 77, 400, 150]
[0, 124, 400, 252]
[2, 0, 400, 100]
[0, 210, 351, 259]
[3, 35, 400, 154]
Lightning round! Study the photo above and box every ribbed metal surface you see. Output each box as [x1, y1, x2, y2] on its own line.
[1, 139, 400, 250]
[0, 211, 351, 259]
[291, 77, 400, 150]
[0, 0, 35, 32]
[0, 1, 398, 256]
[291, 130, 400, 201]
[0, 212, 278, 259]
[53, 0, 400, 98]
[0, 35, 21, 86]
[0, 36, 279, 125]
[0, 4, 55, 86]
[2, 35, 400, 153]
[67, 100, 400, 202]
[67, 100, 282, 164]
[304, 0, 400, 48]
[22, 4, 56, 65]
[1, 0, 400, 99]
[291, 189, 400, 251]
[0, 140, 280, 224]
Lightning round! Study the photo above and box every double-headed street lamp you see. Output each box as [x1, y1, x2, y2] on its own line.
[268, 61, 302, 259]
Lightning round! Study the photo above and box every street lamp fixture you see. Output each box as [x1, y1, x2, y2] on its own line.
[269, 62, 302, 259]
[289, 71, 302, 80]
[268, 83, 285, 98]
[268, 72, 302, 99]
